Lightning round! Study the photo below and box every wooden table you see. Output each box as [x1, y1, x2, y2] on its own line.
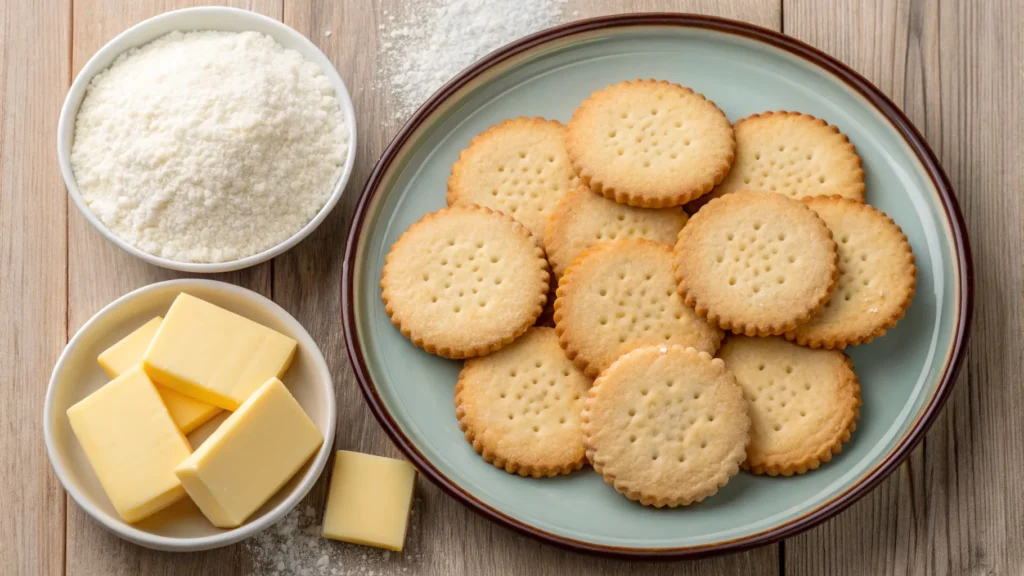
[2, 0, 1019, 574]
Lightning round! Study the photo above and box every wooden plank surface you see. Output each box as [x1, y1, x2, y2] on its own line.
[64, 3, 280, 575]
[3, 0, 1019, 574]
[0, 2, 71, 575]
[271, 2, 780, 575]
[783, 0, 1024, 574]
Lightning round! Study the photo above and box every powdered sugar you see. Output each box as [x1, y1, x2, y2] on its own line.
[379, 0, 567, 120]
[71, 31, 348, 263]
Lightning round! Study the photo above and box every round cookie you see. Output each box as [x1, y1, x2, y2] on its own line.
[454, 327, 590, 477]
[717, 336, 861, 476]
[554, 239, 723, 377]
[534, 275, 558, 328]
[583, 345, 749, 507]
[565, 79, 735, 208]
[447, 117, 579, 244]
[787, 197, 917, 348]
[544, 185, 689, 278]
[696, 111, 865, 207]
[381, 205, 550, 358]
[674, 190, 839, 336]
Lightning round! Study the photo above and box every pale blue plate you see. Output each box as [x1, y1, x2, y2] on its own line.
[342, 15, 971, 558]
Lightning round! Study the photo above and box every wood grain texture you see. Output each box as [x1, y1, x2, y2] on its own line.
[0, 2, 71, 575]
[64, 3, 280, 575]
[264, 1, 780, 575]
[783, 0, 1024, 574]
[9, 0, 1018, 574]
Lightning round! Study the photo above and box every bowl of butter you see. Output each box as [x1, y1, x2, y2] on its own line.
[43, 279, 337, 551]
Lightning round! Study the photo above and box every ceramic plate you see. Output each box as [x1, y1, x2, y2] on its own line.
[342, 15, 971, 558]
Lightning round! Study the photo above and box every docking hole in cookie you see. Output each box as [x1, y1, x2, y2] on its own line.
[554, 238, 722, 377]
[674, 190, 838, 336]
[582, 345, 749, 507]
[381, 205, 549, 358]
[455, 327, 590, 477]
[718, 336, 861, 476]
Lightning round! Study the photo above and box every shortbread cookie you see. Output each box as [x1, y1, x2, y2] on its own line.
[381, 206, 549, 358]
[786, 197, 917, 348]
[718, 336, 861, 476]
[534, 277, 558, 328]
[698, 111, 865, 207]
[583, 345, 749, 507]
[454, 327, 590, 477]
[447, 117, 579, 243]
[674, 190, 838, 336]
[554, 239, 723, 377]
[565, 79, 735, 208]
[544, 185, 689, 278]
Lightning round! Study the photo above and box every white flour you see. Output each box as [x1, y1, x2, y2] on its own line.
[245, 504, 421, 576]
[239, 3, 570, 572]
[71, 31, 348, 263]
[379, 0, 568, 120]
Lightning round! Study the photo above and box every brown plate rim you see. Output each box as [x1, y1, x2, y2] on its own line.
[341, 13, 973, 559]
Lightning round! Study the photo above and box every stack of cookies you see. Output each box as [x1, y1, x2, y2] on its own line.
[381, 79, 917, 508]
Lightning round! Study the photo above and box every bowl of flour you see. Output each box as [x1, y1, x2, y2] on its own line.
[58, 7, 357, 272]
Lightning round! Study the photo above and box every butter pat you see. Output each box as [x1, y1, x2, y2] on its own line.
[143, 293, 298, 410]
[322, 451, 417, 551]
[175, 378, 322, 528]
[66, 366, 193, 523]
[97, 316, 221, 434]
[97, 317, 163, 377]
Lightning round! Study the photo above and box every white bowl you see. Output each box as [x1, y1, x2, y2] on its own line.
[57, 7, 358, 273]
[43, 280, 337, 551]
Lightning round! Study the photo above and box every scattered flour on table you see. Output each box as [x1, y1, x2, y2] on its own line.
[71, 31, 349, 263]
[378, 0, 568, 120]
[245, 503, 422, 575]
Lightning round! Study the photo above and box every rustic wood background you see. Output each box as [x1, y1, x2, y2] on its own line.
[1, 0, 1019, 574]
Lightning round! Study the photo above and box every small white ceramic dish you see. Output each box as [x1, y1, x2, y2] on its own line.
[44, 279, 337, 552]
[56, 7, 358, 273]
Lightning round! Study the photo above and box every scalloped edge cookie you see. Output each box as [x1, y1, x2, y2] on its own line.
[582, 345, 749, 507]
[718, 336, 861, 476]
[785, 196, 917, 349]
[565, 79, 735, 208]
[447, 117, 578, 244]
[454, 327, 589, 478]
[554, 238, 723, 377]
[381, 205, 549, 359]
[673, 190, 839, 336]
[544, 185, 689, 278]
[688, 110, 865, 211]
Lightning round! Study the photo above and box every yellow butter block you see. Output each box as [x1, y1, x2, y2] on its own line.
[97, 316, 221, 434]
[143, 293, 298, 410]
[322, 451, 417, 551]
[67, 366, 193, 523]
[155, 388, 223, 436]
[175, 378, 322, 528]
[97, 317, 163, 378]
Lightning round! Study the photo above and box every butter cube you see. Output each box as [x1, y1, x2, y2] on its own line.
[175, 378, 322, 528]
[143, 293, 298, 410]
[97, 317, 163, 377]
[322, 451, 417, 551]
[67, 366, 193, 523]
[97, 316, 221, 434]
